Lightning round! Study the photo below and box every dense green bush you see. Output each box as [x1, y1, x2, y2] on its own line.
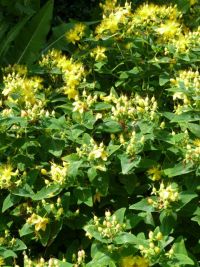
[0, 0, 200, 266]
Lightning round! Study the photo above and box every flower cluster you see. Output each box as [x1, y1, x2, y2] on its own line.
[128, 4, 182, 40]
[72, 92, 97, 113]
[40, 49, 85, 99]
[73, 249, 86, 267]
[171, 69, 200, 113]
[0, 66, 55, 121]
[76, 139, 108, 170]
[96, 0, 132, 38]
[20, 101, 55, 121]
[172, 26, 200, 53]
[102, 93, 157, 122]
[65, 23, 86, 44]
[138, 230, 164, 260]
[23, 254, 59, 267]
[2, 69, 43, 105]
[149, 183, 179, 210]
[138, 230, 177, 264]
[89, 210, 125, 240]
[49, 162, 68, 185]
[184, 139, 200, 164]
[120, 255, 149, 267]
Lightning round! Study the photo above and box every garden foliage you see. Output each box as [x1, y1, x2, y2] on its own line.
[0, 0, 200, 266]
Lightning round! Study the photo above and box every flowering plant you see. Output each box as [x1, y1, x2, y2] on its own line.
[0, 0, 199, 266]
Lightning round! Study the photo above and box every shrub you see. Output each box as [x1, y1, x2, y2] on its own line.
[0, 0, 199, 266]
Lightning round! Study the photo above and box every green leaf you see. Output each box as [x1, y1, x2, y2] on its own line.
[32, 184, 61, 201]
[173, 237, 194, 265]
[107, 145, 121, 156]
[160, 210, 177, 235]
[39, 223, 51, 246]
[163, 162, 193, 177]
[10, 0, 53, 64]
[86, 254, 116, 267]
[114, 232, 147, 247]
[191, 207, 200, 226]
[48, 138, 65, 157]
[88, 167, 97, 182]
[94, 102, 112, 111]
[19, 223, 34, 237]
[84, 225, 108, 243]
[0, 15, 31, 61]
[67, 160, 82, 179]
[12, 239, 27, 251]
[82, 111, 96, 129]
[173, 236, 188, 254]
[0, 248, 17, 259]
[113, 208, 126, 224]
[75, 188, 93, 207]
[125, 213, 143, 230]
[129, 198, 155, 212]
[187, 123, 200, 138]
[98, 120, 122, 133]
[159, 72, 170, 86]
[119, 154, 140, 174]
[12, 184, 34, 197]
[177, 191, 198, 210]
[175, 254, 194, 265]
[56, 261, 73, 267]
[2, 194, 21, 213]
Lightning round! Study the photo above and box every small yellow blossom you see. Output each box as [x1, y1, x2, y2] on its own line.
[88, 142, 108, 161]
[193, 139, 200, 147]
[66, 23, 86, 44]
[0, 257, 4, 266]
[156, 21, 181, 41]
[90, 46, 107, 61]
[147, 166, 162, 181]
[120, 255, 149, 267]
[72, 98, 87, 113]
[190, 0, 197, 5]
[27, 213, 49, 232]
[134, 3, 159, 22]
[50, 162, 68, 185]
[0, 163, 18, 189]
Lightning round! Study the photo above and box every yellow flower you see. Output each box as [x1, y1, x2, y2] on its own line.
[66, 23, 86, 44]
[147, 166, 161, 181]
[72, 98, 87, 113]
[134, 3, 158, 22]
[100, 0, 117, 13]
[2, 70, 43, 105]
[90, 46, 107, 61]
[50, 162, 68, 184]
[120, 256, 149, 267]
[0, 257, 4, 266]
[190, 0, 197, 5]
[0, 164, 18, 189]
[156, 21, 181, 40]
[63, 87, 78, 99]
[88, 143, 108, 161]
[193, 139, 200, 147]
[27, 213, 49, 232]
